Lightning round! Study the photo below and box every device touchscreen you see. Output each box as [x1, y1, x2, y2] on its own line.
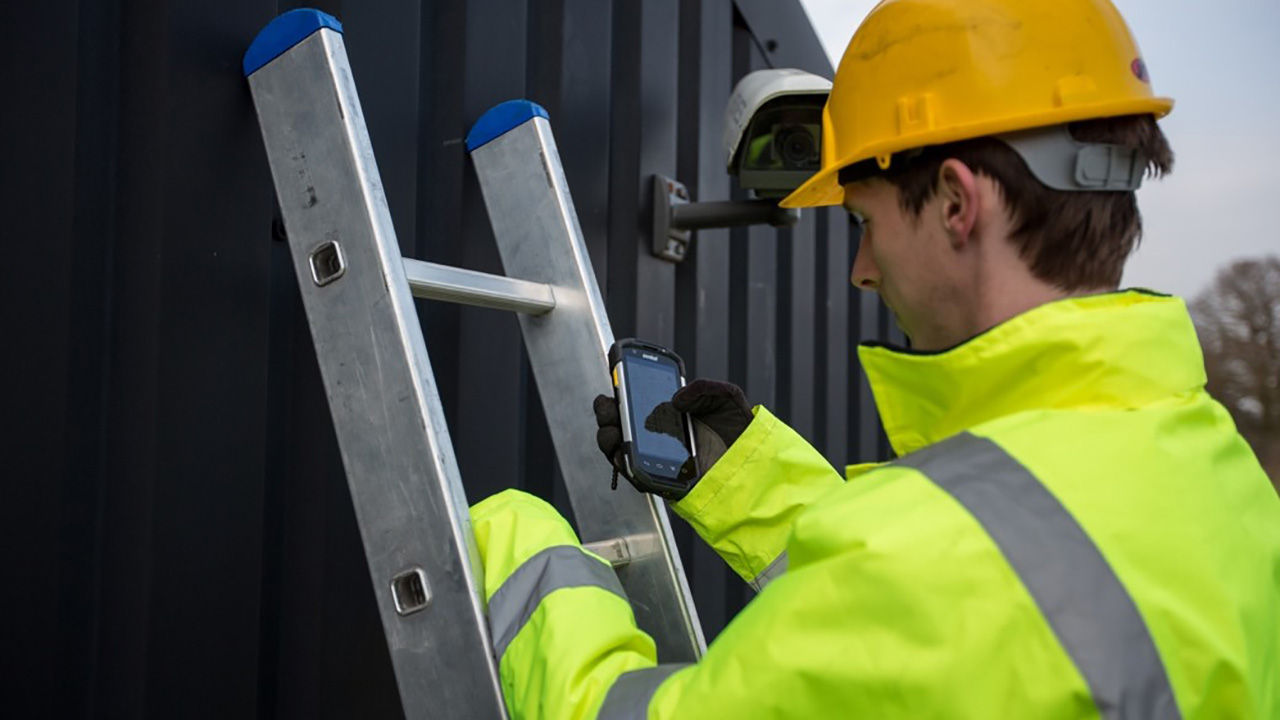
[623, 351, 689, 476]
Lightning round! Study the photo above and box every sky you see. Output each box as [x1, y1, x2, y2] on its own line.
[796, 0, 1280, 301]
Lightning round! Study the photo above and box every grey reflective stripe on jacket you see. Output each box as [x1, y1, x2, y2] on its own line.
[750, 551, 788, 592]
[596, 663, 691, 720]
[895, 432, 1182, 720]
[488, 545, 627, 661]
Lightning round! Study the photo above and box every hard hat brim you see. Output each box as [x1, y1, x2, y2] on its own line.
[779, 97, 1174, 210]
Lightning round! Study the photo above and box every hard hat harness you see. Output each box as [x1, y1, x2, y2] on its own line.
[836, 123, 1149, 193]
[997, 124, 1149, 192]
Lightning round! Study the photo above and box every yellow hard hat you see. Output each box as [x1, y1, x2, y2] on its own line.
[780, 0, 1174, 209]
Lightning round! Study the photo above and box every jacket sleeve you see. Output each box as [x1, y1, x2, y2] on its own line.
[475, 466, 1039, 720]
[470, 413, 846, 719]
[470, 489, 659, 720]
[669, 406, 845, 590]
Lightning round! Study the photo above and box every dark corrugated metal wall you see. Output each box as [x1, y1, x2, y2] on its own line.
[0, 0, 899, 717]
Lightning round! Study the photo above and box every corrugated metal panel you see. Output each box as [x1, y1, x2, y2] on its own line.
[0, 0, 896, 717]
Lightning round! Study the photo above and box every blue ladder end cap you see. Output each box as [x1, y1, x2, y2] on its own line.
[466, 101, 550, 153]
[243, 8, 343, 77]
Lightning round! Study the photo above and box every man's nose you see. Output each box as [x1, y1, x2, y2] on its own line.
[850, 241, 879, 291]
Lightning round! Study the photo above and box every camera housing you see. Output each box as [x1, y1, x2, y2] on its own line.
[650, 69, 828, 263]
[724, 69, 832, 198]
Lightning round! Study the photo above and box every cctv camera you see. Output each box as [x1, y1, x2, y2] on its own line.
[724, 69, 832, 199]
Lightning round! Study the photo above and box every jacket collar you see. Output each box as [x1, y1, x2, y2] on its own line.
[858, 291, 1207, 457]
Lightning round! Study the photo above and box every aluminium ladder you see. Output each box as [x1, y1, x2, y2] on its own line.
[243, 9, 704, 718]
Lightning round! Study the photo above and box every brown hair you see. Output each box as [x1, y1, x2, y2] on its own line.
[839, 115, 1174, 291]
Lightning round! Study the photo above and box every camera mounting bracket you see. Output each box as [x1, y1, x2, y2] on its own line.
[651, 174, 801, 263]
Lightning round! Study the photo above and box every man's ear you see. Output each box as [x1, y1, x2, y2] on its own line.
[936, 159, 980, 249]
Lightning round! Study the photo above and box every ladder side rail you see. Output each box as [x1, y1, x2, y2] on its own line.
[468, 108, 707, 662]
[247, 23, 507, 719]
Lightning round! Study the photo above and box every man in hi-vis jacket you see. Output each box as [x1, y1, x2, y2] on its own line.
[468, 0, 1280, 717]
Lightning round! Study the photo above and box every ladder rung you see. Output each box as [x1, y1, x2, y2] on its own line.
[583, 533, 662, 569]
[404, 257, 556, 315]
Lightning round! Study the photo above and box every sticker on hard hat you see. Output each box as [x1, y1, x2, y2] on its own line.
[1131, 59, 1150, 84]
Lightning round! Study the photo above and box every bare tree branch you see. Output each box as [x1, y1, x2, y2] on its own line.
[1190, 256, 1280, 490]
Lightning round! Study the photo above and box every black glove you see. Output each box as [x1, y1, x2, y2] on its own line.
[593, 393, 629, 479]
[594, 379, 754, 491]
[671, 379, 753, 449]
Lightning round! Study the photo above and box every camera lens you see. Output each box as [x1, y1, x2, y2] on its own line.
[775, 126, 817, 168]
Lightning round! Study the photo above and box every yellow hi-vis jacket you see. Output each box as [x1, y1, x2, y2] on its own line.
[469, 290, 1280, 719]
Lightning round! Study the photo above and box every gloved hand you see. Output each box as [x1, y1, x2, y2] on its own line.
[593, 379, 755, 491]
[670, 379, 754, 451]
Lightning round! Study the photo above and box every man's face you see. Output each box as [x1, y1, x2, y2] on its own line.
[843, 179, 962, 350]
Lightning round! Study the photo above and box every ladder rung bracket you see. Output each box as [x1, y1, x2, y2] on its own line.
[403, 257, 556, 314]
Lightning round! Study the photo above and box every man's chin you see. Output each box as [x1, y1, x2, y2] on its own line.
[882, 303, 910, 342]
